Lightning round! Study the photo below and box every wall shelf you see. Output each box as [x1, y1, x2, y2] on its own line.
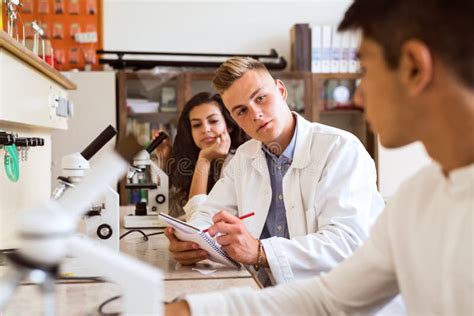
[128, 112, 178, 124]
[320, 109, 363, 115]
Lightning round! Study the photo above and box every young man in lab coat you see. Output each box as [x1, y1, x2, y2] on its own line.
[166, 0, 474, 314]
[165, 55, 385, 286]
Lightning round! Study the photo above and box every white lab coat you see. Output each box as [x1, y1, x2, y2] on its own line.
[185, 113, 384, 284]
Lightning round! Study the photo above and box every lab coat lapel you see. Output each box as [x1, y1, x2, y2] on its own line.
[283, 168, 308, 237]
[247, 147, 272, 239]
[290, 113, 312, 169]
[284, 113, 313, 237]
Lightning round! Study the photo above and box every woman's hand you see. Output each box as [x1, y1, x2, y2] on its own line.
[198, 129, 231, 162]
[188, 130, 231, 199]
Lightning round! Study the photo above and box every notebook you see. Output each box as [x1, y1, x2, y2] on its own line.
[158, 213, 241, 269]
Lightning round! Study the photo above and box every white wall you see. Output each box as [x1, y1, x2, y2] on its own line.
[378, 141, 431, 199]
[103, 0, 352, 65]
[51, 71, 117, 190]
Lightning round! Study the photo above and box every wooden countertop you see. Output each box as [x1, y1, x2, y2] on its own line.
[0, 30, 76, 90]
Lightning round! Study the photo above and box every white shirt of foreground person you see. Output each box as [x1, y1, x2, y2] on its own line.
[185, 113, 385, 284]
[186, 162, 474, 315]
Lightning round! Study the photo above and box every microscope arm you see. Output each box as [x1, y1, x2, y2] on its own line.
[149, 162, 169, 186]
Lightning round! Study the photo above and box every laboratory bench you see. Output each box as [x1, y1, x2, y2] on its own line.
[119, 226, 256, 281]
[0, 209, 261, 315]
[2, 277, 259, 315]
[119, 205, 260, 281]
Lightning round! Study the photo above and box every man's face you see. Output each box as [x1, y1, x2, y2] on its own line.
[221, 69, 292, 147]
[355, 38, 416, 148]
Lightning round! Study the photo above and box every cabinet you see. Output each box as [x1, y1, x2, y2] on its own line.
[312, 73, 376, 160]
[116, 71, 186, 204]
[117, 71, 185, 144]
[179, 71, 375, 158]
[116, 70, 376, 204]
[182, 71, 314, 120]
[117, 71, 314, 144]
[0, 31, 76, 248]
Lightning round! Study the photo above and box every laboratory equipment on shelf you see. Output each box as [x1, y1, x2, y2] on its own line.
[123, 132, 169, 228]
[0, 135, 163, 316]
[1, 131, 45, 182]
[5, 0, 23, 44]
[31, 20, 47, 60]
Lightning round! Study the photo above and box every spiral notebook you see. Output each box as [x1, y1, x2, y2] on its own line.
[158, 213, 241, 269]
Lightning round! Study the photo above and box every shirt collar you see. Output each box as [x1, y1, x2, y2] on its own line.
[446, 162, 474, 190]
[261, 116, 298, 161]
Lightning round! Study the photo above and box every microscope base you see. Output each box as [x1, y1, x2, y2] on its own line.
[123, 214, 167, 228]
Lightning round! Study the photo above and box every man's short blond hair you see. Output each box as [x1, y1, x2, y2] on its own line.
[212, 57, 268, 94]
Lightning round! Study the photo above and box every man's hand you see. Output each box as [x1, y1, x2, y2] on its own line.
[207, 211, 259, 265]
[164, 227, 208, 265]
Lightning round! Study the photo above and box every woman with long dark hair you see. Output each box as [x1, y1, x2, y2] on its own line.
[167, 92, 248, 217]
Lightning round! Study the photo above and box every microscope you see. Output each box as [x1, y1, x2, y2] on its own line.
[0, 135, 162, 315]
[51, 125, 120, 276]
[123, 132, 169, 228]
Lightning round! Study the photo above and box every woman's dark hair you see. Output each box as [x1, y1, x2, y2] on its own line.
[168, 92, 249, 206]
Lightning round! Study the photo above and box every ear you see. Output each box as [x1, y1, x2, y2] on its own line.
[275, 79, 288, 101]
[399, 40, 433, 96]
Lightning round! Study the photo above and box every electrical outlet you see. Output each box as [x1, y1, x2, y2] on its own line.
[49, 88, 72, 119]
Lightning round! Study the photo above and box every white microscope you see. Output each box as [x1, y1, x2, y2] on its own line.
[123, 132, 169, 228]
[0, 135, 162, 315]
[51, 125, 120, 276]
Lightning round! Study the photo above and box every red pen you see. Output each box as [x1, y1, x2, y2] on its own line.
[202, 212, 255, 233]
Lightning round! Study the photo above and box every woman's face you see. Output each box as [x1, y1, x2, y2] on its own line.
[189, 102, 228, 149]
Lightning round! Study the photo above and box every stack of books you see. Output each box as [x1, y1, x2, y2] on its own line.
[311, 25, 360, 73]
[290, 23, 361, 73]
